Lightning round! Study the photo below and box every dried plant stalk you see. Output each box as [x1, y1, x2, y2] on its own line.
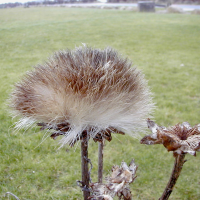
[141, 119, 200, 200]
[81, 135, 90, 199]
[98, 141, 104, 183]
[5, 192, 20, 200]
[159, 154, 186, 200]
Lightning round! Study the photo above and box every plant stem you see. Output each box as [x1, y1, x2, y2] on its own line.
[159, 154, 186, 200]
[98, 140, 104, 183]
[81, 135, 90, 200]
[5, 192, 20, 200]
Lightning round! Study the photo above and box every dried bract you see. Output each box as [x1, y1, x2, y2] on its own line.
[89, 160, 137, 200]
[141, 119, 200, 156]
[10, 45, 153, 146]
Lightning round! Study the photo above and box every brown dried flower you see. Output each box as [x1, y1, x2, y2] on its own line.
[141, 119, 200, 156]
[10, 45, 153, 146]
[89, 160, 137, 200]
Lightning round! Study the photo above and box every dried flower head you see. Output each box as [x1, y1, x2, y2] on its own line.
[89, 160, 137, 200]
[10, 45, 153, 146]
[141, 119, 200, 156]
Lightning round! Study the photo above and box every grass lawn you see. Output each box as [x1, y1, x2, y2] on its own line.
[0, 7, 200, 200]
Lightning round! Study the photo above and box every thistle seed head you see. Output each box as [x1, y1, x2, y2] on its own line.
[141, 119, 200, 156]
[89, 160, 137, 199]
[10, 45, 154, 146]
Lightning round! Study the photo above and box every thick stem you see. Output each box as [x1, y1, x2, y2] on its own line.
[81, 136, 90, 200]
[159, 154, 186, 200]
[98, 140, 104, 183]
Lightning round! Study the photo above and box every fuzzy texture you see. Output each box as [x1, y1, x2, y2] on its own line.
[10, 46, 154, 146]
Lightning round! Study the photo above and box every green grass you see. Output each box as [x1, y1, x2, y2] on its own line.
[0, 7, 200, 200]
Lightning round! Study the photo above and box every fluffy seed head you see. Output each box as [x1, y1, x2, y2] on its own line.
[10, 46, 154, 146]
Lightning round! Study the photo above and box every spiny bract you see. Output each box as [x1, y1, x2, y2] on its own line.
[10, 46, 154, 146]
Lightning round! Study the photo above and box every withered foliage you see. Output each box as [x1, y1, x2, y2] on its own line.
[141, 119, 200, 156]
[10, 45, 153, 146]
[89, 160, 137, 200]
[37, 122, 125, 146]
